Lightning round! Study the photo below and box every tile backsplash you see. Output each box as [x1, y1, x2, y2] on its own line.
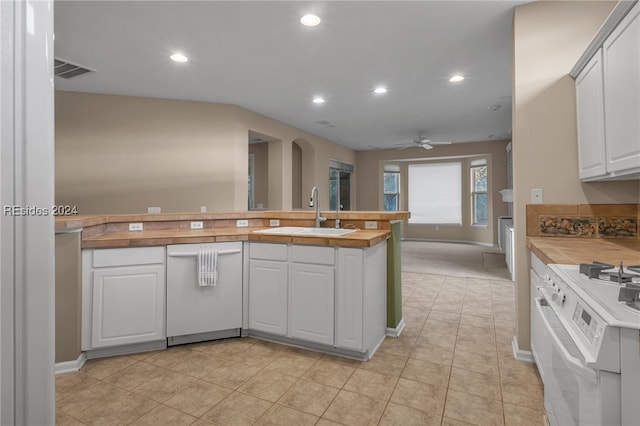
[539, 216, 597, 237]
[527, 204, 639, 239]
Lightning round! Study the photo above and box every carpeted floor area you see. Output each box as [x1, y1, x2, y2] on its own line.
[401, 241, 511, 280]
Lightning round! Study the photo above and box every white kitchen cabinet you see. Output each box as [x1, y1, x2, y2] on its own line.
[603, 3, 640, 176]
[335, 248, 364, 350]
[336, 244, 386, 353]
[505, 225, 515, 281]
[82, 247, 166, 350]
[248, 259, 288, 335]
[289, 263, 334, 345]
[576, 49, 607, 180]
[247, 241, 387, 359]
[575, 2, 640, 181]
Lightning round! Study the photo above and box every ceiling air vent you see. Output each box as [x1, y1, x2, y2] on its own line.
[54, 58, 95, 79]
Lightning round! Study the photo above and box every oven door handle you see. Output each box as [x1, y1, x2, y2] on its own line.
[534, 298, 599, 385]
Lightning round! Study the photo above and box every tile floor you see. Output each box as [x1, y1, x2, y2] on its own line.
[56, 273, 545, 426]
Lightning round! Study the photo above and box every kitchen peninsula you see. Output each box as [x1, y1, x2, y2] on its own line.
[55, 210, 409, 373]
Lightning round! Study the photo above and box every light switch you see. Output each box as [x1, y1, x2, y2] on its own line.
[236, 219, 249, 227]
[200, 206, 207, 212]
[270, 219, 280, 227]
[191, 221, 203, 229]
[147, 207, 161, 214]
[365, 221, 378, 229]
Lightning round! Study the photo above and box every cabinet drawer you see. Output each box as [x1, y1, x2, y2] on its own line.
[92, 246, 165, 268]
[250, 243, 288, 261]
[292, 245, 335, 265]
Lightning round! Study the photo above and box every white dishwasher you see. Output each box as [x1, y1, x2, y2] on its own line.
[166, 242, 243, 345]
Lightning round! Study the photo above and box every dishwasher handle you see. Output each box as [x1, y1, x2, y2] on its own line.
[168, 249, 241, 257]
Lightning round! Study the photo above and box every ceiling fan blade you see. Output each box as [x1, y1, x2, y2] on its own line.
[422, 144, 434, 150]
[428, 141, 452, 145]
[397, 145, 416, 150]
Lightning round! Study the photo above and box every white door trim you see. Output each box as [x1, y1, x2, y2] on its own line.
[1, 0, 56, 424]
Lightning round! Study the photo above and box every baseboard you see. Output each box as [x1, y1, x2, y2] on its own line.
[84, 339, 167, 359]
[247, 330, 372, 361]
[401, 238, 496, 248]
[55, 352, 87, 375]
[386, 318, 406, 338]
[512, 336, 535, 364]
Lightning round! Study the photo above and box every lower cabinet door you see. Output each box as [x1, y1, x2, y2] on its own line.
[91, 264, 165, 348]
[336, 248, 364, 351]
[249, 260, 288, 335]
[289, 263, 335, 345]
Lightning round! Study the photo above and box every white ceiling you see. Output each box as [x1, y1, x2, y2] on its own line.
[54, 1, 527, 151]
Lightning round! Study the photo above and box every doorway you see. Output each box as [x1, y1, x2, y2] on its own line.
[329, 160, 353, 211]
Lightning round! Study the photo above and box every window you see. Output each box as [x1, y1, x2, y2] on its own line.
[383, 165, 400, 211]
[408, 162, 461, 224]
[471, 161, 488, 225]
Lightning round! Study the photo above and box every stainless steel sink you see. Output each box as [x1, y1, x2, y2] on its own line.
[253, 227, 357, 236]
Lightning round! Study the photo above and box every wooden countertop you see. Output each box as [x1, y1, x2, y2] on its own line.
[55, 210, 410, 229]
[81, 227, 390, 249]
[527, 236, 640, 265]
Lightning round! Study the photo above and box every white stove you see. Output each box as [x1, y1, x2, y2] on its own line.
[531, 261, 640, 426]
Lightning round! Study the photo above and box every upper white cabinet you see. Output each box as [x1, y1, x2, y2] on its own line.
[575, 3, 640, 181]
[603, 4, 640, 176]
[83, 247, 166, 350]
[576, 50, 607, 180]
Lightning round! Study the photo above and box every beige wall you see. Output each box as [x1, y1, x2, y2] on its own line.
[356, 140, 510, 245]
[55, 232, 82, 363]
[513, 1, 639, 350]
[248, 142, 269, 209]
[235, 108, 356, 211]
[56, 91, 356, 213]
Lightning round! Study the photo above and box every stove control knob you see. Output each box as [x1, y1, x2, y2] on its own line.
[559, 291, 566, 304]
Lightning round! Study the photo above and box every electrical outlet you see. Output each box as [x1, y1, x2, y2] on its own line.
[200, 206, 207, 213]
[364, 221, 378, 229]
[236, 219, 249, 227]
[190, 221, 203, 229]
[270, 219, 280, 227]
[531, 188, 544, 204]
[147, 207, 161, 214]
[129, 223, 143, 231]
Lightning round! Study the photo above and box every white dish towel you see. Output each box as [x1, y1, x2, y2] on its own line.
[197, 249, 219, 287]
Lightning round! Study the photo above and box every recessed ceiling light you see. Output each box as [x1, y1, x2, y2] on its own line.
[449, 75, 464, 83]
[373, 87, 388, 94]
[170, 53, 188, 63]
[300, 14, 321, 27]
[312, 96, 325, 104]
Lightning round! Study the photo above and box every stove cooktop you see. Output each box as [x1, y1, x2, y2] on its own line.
[550, 264, 640, 329]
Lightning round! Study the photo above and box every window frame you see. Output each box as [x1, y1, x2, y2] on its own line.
[383, 169, 400, 212]
[470, 162, 488, 226]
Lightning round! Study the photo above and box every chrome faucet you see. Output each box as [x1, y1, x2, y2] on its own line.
[335, 203, 341, 229]
[309, 186, 326, 228]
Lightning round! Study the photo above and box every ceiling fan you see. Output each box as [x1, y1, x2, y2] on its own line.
[394, 133, 452, 150]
